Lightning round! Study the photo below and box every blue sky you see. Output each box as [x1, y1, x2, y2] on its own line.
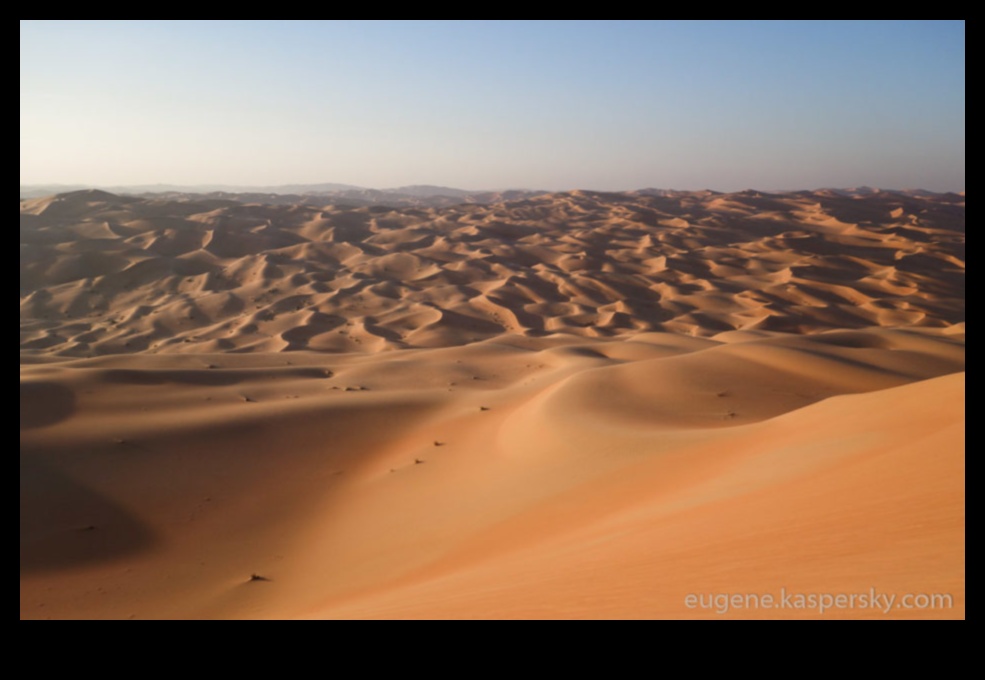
[20, 20, 965, 191]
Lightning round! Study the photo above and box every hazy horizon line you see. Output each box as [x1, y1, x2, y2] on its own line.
[19, 181, 966, 195]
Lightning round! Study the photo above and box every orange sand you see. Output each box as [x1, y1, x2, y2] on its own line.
[20, 189, 964, 619]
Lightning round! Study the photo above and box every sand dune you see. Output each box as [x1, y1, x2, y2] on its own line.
[20, 188, 964, 356]
[20, 189, 964, 619]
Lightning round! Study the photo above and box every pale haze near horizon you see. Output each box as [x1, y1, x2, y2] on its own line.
[20, 20, 965, 193]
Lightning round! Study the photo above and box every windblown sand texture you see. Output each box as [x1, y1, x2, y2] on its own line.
[21, 188, 965, 619]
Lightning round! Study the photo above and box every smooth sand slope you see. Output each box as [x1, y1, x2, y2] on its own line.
[20, 189, 964, 619]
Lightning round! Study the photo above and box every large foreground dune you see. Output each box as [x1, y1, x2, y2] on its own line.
[20, 188, 964, 619]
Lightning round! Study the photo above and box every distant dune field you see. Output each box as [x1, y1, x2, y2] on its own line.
[20, 188, 964, 619]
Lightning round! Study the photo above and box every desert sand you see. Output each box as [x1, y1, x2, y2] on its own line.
[20, 188, 964, 619]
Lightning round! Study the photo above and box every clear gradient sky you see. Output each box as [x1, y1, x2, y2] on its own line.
[20, 20, 965, 192]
